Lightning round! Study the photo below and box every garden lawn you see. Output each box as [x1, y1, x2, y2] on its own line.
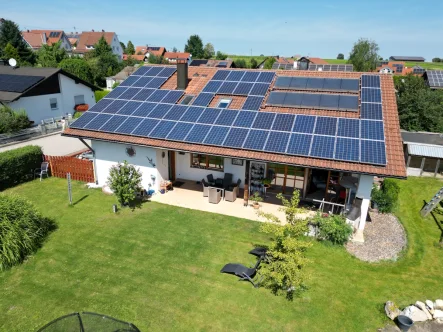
[1, 177, 442, 331]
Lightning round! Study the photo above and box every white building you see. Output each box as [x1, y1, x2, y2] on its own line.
[73, 31, 123, 61]
[0, 66, 99, 125]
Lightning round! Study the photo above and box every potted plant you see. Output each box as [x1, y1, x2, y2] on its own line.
[250, 191, 263, 209]
[262, 178, 272, 189]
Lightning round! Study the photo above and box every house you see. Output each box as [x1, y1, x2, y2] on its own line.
[264, 56, 353, 72]
[123, 54, 147, 62]
[135, 46, 166, 58]
[163, 52, 192, 65]
[106, 65, 141, 90]
[66, 31, 81, 47]
[190, 59, 234, 68]
[21, 30, 72, 51]
[389, 56, 425, 62]
[375, 61, 425, 76]
[0, 66, 99, 124]
[423, 70, 443, 89]
[73, 30, 123, 61]
[63, 63, 406, 242]
[402, 131, 443, 177]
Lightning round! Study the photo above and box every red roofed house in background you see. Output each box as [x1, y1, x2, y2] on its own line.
[22, 30, 72, 51]
[376, 61, 425, 76]
[164, 52, 192, 65]
[73, 30, 123, 61]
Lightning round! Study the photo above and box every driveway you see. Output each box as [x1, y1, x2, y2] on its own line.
[0, 133, 91, 156]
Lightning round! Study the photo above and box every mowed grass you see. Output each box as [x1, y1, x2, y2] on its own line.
[227, 55, 268, 67]
[325, 59, 348, 64]
[1, 177, 443, 331]
[404, 62, 443, 70]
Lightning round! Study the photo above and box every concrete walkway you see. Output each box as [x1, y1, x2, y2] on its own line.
[0, 133, 90, 156]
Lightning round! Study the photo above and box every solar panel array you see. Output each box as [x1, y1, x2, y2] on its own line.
[412, 66, 425, 75]
[274, 76, 359, 92]
[425, 70, 443, 88]
[272, 63, 294, 70]
[0, 74, 45, 93]
[308, 64, 354, 72]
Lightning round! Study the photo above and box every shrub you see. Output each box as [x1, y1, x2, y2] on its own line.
[0, 145, 43, 190]
[73, 111, 83, 119]
[107, 160, 142, 207]
[94, 90, 109, 102]
[0, 105, 31, 134]
[315, 212, 353, 245]
[371, 179, 400, 213]
[0, 194, 56, 270]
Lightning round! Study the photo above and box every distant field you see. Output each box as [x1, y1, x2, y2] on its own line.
[227, 55, 268, 66]
[404, 62, 443, 70]
[324, 59, 348, 64]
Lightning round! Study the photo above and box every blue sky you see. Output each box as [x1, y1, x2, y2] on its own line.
[3, 0, 443, 60]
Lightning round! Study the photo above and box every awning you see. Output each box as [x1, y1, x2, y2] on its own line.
[408, 143, 443, 159]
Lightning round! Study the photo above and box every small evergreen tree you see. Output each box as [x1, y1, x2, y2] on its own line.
[184, 35, 204, 58]
[3, 43, 19, 61]
[250, 58, 258, 69]
[120, 41, 126, 53]
[107, 161, 142, 207]
[0, 19, 36, 64]
[203, 43, 215, 59]
[337, 53, 345, 60]
[36, 41, 68, 67]
[172, 46, 178, 53]
[215, 51, 228, 60]
[126, 41, 135, 55]
[263, 57, 276, 69]
[59, 58, 94, 84]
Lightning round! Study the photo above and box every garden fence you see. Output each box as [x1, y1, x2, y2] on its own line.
[44, 155, 94, 183]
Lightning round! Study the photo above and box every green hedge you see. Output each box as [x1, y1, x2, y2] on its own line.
[0, 146, 43, 190]
[0, 194, 56, 270]
[0, 105, 31, 134]
[371, 179, 400, 213]
[95, 90, 109, 102]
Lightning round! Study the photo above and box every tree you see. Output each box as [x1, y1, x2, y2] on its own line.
[233, 59, 247, 68]
[107, 161, 142, 207]
[347, 38, 380, 72]
[3, 43, 19, 62]
[337, 53, 345, 60]
[36, 41, 68, 67]
[432, 57, 441, 63]
[184, 35, 204, 59]
[250, 58, 258, 69]
[59, 58, 94, 84]
[0, 19, 36, 65]
[263, 57, 276, 69]
[85, 36, 113, 59]
[123, 55, 141, 67]
[203, 43, 215, 59]
[215, 51, 228, 60]
[257, 190, 311, 300]
[120, 41, 126, 54]
[172, 47, 178, 53]
[148, 54, 167, 64]
[394, 75, 443, 133]
[126, 41, 135, 55]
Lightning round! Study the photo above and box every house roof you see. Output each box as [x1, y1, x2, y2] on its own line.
[389, 56, 425, 62]
[136, 46, 165, 57]
[110, 65, 140, 81]
[402, 131, 443, 146]
[21, 31, 45, 48]
[74, 31, 116, 53]
[190, 59, 233, 68]
[63, 65, 406, 178]
[164, 52, 191, 60]
[407, 144, 443, 159]
[0, 66, 99, 102]
[307, 57, 329, 65]
[123, 54, 146, 61]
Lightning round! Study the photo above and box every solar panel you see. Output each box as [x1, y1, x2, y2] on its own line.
[162, 90, 184, 104]
[223, 128, 249, 148]
[217, 81, 238, 94]
[242, 96, 263, 111]
[272, 113, 295, 132]
[146, 67, 163, 76]
[252, 112, 276, 130]
[360, 120, 384, 140]
[233, 111, 257, 128]
[119, 88, 141, 100]
[185, 124, 212, 143]
[250, 83, 269, 96]
[114, 117, 143, 134]
[149, 120, 177, 138]
[319, 94, 339, 110]
[226, 71, 245, 81]
[293, 115, 315, 133]
[181, 106, 204, 122]
[306, 78, 325, 90]
[338, 95, 359, 111]
[322, 78, 342, 91]
[146, 89, 169, 102]
[202, 81, 223, 93]
[132, 102, 157, 117]
[361, 75, 381, 88]
[264, 131, 290, 153]
[290, 77, 308, 89]
[284, 92, 303, 107]
[212, 70, 230, 81]
[192, 93, 214, 107]
[340, 79, 359, 92]
[287, 133, 312, 156]
[241, 71, 260, 82]
[148, 103, 172, 119]
[233, 82, 253, 95]
[146, 77, 167, 88]
[257, 72, 275, 83]
[266, 91, 286, 106]
[310, 135, 335, 159]
[274, 76, 293, 89]
[361, 103, 383, 120]
[335, 138, 359, 162]
[361, 88, 382, 103]
[314, 117, 337, 136]
[70, 112, 98, 129]
[103, 100, 128, 114]
[131, 76, 152, 88]
[133, 66, 150, 75]
[204, 126, 230, 145]
[120, 76, 141, 87]
[157, 67, 176, 77]
[243, 130, 269, 150]
[132, 88, 155, 101]
[425, 70, 443, 88]
[132, 118, 160, 136]
[99, 115, 127, 132]
[197, 108, 221, 124]
[89, 99, 113, 112]
[308, 64, 354, 72]
[163, 105, 188, 121]
[301, 93, 321, 108]
[215, 109, 238, 126]
[337, 118, 359, 138]
[105, 86, 127, 99]
[166, 122, 194, 141]
[116, 101, 142, 115]
[360, 140, 386, 165]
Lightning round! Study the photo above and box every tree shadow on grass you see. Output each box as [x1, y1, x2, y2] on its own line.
[73, 195, 89, 206]
[422, 200, 443, 244]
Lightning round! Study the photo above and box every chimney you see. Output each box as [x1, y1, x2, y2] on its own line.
[177, 59, 188, 90]
[102, 29, 105, 32]
[92, 29, 94, 32]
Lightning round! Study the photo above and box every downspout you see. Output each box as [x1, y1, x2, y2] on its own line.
[78, 138, 98, 184]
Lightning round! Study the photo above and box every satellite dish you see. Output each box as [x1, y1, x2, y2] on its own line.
[8, 58, 17, 67]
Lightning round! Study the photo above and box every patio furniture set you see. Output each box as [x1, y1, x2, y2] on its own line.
[201, 173, 242, 204]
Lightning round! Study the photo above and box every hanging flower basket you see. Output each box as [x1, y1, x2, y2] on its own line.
[74, 104, 89, 112]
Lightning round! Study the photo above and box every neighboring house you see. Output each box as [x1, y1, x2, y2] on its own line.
[389, 56, 425, 62]
[190, 59, 234, 68]
[22, 30, 72, 51]
[64, 64, 406, 243]
[66, 32, 81, 48]
[123, 54, 147, 62]
[264, 56, 353, 72]
[73, 30, 123, 61]
[163, 52, 192, 65]
[106, 65, 140, 90]
[423, 70, 443, 89]
[402, 131, 443, 177]
[0, 66, 99, 124]
[135, 46, 166, 58]
[375, 61, 424, 76]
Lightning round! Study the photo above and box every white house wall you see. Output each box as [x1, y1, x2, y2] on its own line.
[59, 73, 96, 114]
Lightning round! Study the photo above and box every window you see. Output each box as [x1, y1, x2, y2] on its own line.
[74, 95, 85, 105]
[50, 98, 58, 110]
[217, 98, 231, 109]
[191, 154, 224, 171]
[181, 95, 194, 105]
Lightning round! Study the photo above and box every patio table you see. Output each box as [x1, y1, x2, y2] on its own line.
[208, 186, 225, 200]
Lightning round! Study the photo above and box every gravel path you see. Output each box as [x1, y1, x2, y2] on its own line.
[346, 212, 407, 262]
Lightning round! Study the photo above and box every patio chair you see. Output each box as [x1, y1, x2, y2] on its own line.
[207, 174, 215, 186]
[34, 162, 49, 181]
[249, 247, 271, 263]
[225, 186, 237, 202]
[208, 187, 221, 204]
[223, 173, 233, 189]
[201, 179, 209, 197]
[220, 258, 262, 288]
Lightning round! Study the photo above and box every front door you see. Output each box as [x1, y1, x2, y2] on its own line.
[168, 151, 176, 182]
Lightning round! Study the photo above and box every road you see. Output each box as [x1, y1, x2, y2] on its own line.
[0, 134, 91, 156]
